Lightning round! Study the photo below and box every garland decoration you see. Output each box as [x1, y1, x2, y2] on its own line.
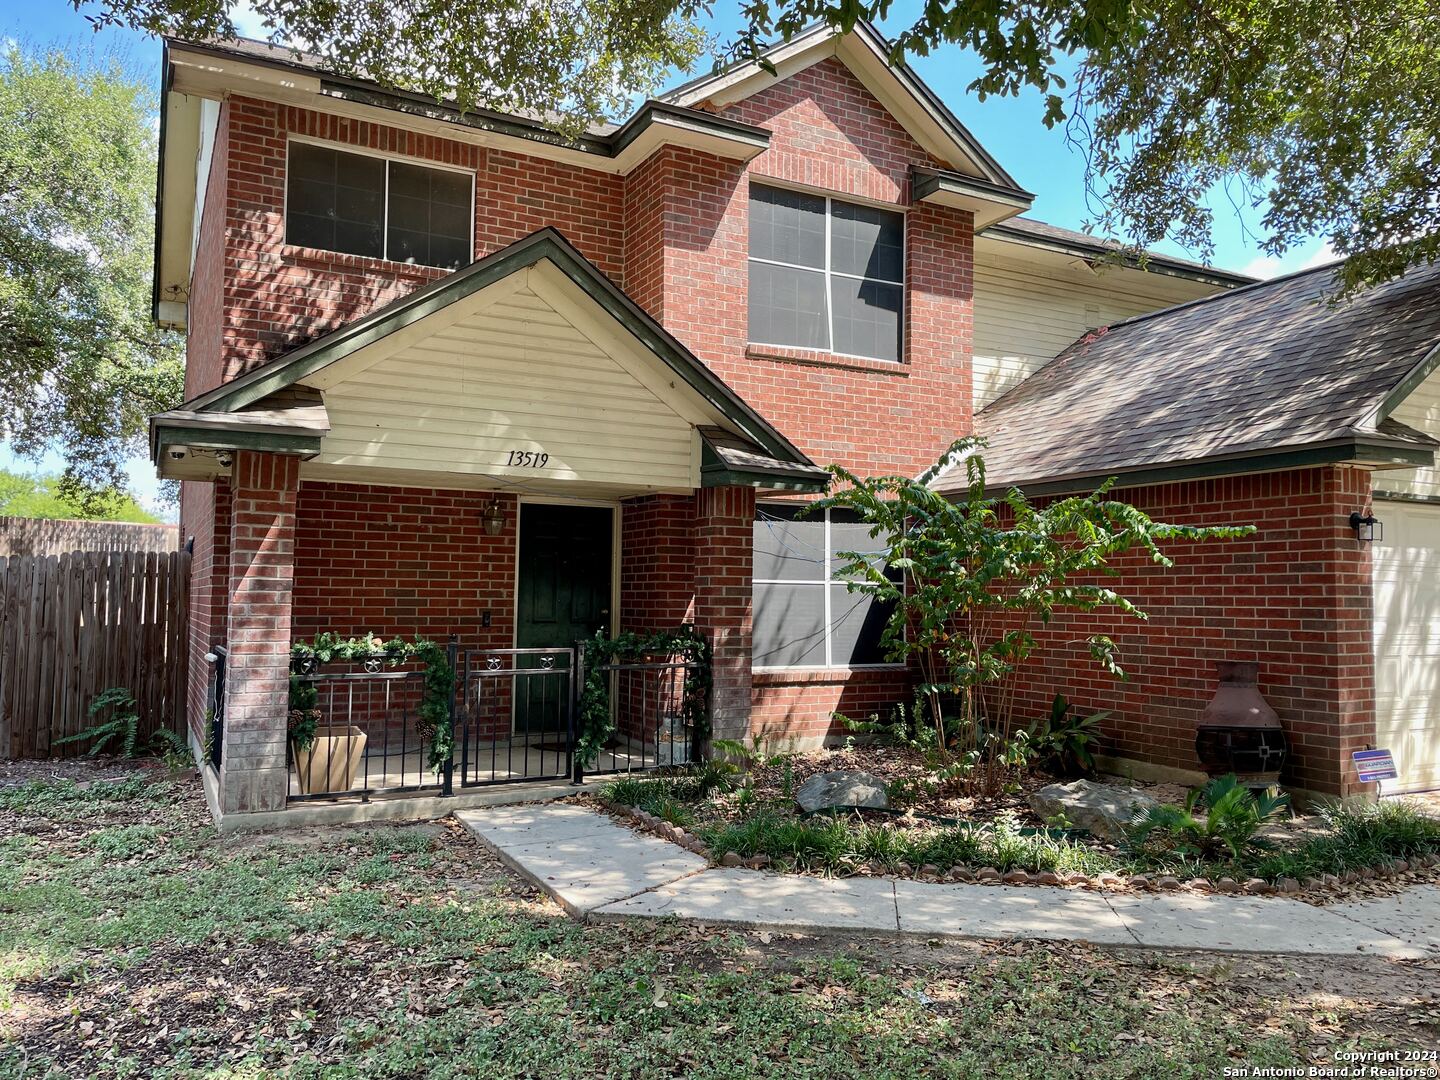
[289, 633, 456, 771]
[576, 626, 710, 767]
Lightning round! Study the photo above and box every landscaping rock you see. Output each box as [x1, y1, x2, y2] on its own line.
[1035, 871, 1062, 886]
[1027, 780, 1160, 841]
[1154, 876, 1181, 891]
[1063, 872, 1090, 886]
[977, 867, 1002, 883]
[1188, 877, 1213, 892]
[743, 854, 772, 870]
[1127, 874, 1151, 890]
[1002, 869, 1030, 885]
[1278, 877, 1302, 894]
[720, 851, 743, 868]
[794, 770, 889, 813]
[1243, 878, 1273, 895]
[1217, 877, 1241, 894]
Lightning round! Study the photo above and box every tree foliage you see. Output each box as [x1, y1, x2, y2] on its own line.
[79, 0, 708, 135]
[83, 0, 1438, 288]
[816, 438, 1254, 796]
[0, 46, 183, 506]
[0, 467, 160, 523]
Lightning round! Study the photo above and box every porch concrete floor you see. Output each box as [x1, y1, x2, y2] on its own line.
[455, 803, 1439, 958]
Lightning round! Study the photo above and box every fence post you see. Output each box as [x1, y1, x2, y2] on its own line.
[571, 641, 584, 785]
[443, 635, 457, 797]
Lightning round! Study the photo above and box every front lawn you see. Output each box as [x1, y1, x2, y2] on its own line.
[1, 763, 1435, 1077]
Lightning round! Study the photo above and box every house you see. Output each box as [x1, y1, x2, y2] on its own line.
[148, 23, 1439, 823]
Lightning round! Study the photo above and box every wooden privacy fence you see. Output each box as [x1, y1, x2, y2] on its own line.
[0, 550, 190, 758]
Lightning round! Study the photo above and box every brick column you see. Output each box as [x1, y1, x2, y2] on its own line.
[220, 451, 300, 815]
[693, 486, 754, 742]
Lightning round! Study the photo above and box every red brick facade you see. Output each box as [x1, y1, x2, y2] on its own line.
[1009, 467, 1376, 796]
[176, 51, 1379, 805]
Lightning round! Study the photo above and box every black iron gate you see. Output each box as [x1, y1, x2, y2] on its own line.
[456, 647, 577, 786]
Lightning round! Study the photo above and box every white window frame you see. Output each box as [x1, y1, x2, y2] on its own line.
[752, 504, 905, 672]
[283, 135, 476, 269]
[746, 183, 906, 364]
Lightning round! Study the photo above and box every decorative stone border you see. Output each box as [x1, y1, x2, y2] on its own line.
[592, 796, 1440, 901]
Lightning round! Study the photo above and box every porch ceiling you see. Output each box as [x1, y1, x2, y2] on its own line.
[152, 229, 828, 496]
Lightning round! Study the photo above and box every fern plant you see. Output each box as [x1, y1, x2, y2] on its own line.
[56, 688, 143, 757]
[1127, 774, 1290, 860]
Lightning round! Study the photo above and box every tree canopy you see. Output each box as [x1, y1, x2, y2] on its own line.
[81, 0, 1437, 290]
[0, 46, 183, 506]
[0, 468, 161, 522]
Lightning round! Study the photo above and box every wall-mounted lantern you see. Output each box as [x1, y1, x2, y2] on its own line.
[1349, 511, 1382, 543]
[481, 497, 506, 536]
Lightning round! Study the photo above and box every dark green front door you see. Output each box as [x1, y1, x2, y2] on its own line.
[515, 503, 613, 735]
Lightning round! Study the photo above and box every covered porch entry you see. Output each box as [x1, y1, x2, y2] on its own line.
[153, 229, 826, 820]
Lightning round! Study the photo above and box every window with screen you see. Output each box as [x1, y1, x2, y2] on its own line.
[752, 505, 901, 669]
[748, 184, 904, 362]
[286, 141, 473, 269]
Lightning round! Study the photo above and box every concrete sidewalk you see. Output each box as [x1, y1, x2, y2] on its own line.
[455, 803, 1436, 958]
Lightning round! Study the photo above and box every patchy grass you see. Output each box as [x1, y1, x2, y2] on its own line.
[2, 767, 1436, 1077]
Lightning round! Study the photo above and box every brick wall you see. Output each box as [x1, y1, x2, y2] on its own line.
[213, 97, 625, 382]
[179, 479, 230, 744]
[220, 452, 300, 813]
[694, 486, 756, 741]
[1006, 467, 1376, 797]
[290, 483, 517, 653]
[619, 494, 697, 632]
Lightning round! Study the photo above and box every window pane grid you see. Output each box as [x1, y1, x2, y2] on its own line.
[286, 141, 473, 270]
[748, 184, 903, 362]
[752, 506, 900, 669]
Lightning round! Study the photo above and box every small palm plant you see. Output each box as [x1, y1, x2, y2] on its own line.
[1127, 774, 1290, 861]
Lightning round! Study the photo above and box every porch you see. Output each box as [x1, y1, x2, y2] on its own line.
[156, 229, 828, 822]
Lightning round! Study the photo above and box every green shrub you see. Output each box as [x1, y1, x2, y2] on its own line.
[1127, 774, 1288, 861]
[1026, 693, 1107, 778]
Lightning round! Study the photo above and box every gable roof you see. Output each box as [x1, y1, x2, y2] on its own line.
[661, 21, 1022, 192]
[157, 228, 826, 485]
[940, 259, 1440, 495]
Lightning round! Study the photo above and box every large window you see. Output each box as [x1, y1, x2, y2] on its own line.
[286, 141, 473, 269]
[752, 505, 900, 669]
[748, 184, 904, 362]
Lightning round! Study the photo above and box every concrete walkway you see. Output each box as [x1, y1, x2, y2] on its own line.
[455, 803, 1437, 958]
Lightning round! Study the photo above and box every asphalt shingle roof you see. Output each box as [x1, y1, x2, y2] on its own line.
[943, 259, 1440, 494]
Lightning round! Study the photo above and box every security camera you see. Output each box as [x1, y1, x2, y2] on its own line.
[215, 450, 234, 468]
[168, 444, 190, 461]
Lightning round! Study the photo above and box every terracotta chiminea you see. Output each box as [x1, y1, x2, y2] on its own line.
[1194, 660, 1288, 783]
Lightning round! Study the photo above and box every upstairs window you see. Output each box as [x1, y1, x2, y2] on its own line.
[748, 184, 904, 362]
[285, 141, 473, 269]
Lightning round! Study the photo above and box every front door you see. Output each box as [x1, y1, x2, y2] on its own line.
[515, 503, 613, 734]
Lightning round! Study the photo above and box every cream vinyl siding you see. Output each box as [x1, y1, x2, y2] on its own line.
[1372, 500, 1440, 792]
[971, 244, 1222, 409]
[1379, 368, 1440, 499]
[313, 282, 699, 493]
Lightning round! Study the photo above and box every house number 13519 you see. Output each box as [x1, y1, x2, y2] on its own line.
[505, 450, 549, 468]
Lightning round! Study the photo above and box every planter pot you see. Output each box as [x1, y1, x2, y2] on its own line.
[293, 725, 368, 794]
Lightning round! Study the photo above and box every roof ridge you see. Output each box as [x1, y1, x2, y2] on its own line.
[977, 256, 1347, 420]
[1102, 257, 1344, 334]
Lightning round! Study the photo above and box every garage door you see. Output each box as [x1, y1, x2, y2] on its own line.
[1373, 500, 1440, 792]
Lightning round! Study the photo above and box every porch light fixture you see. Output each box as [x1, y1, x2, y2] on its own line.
[1349, 511, 1382, 543]
[481, 497, 506, 536]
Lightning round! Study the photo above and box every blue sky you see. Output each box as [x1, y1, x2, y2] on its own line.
[1, 1, 1334, 519]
